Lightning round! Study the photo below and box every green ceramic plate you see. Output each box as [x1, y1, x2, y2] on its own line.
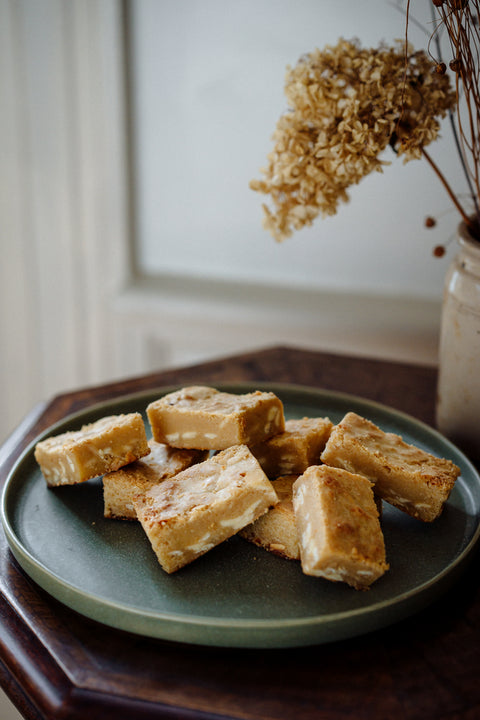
[2, 383, 480, 648]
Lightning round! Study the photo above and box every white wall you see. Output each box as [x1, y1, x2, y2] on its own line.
[1, 0, 130, 442]
[0, 0, 463, 446]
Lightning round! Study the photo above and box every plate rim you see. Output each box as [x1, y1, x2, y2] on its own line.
[2, 382, 480, 646]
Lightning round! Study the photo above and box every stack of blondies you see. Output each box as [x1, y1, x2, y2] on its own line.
[34, 386, 460, 590]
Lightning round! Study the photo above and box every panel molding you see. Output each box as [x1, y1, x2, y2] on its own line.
[114, 278, 441, 372]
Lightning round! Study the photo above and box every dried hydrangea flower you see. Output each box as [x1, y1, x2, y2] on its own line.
[250, 38, 456, 241]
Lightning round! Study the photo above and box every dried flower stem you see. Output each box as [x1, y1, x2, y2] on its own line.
[421, 146, 473, 224]
[420, 0, 480, 236]
[428, 2, 480, 216]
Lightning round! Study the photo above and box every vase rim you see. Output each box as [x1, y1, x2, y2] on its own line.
[459, 219, 480, 258]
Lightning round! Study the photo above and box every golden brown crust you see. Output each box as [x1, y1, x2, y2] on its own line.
[146, 386, 285, 450]
[293, 465, 388, 590]
[134, 445, 278, 573]
[249, 417, 333, 477]
[34, 413, 150, 486]
[239, 475, 300, 560]
[103, 440, 208, 520]
[321, 412, 460, 522]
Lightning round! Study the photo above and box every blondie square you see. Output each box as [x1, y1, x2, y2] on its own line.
[34, 413, 150, 487]
[320, 412, 461, 522]
[134, 444, 278, 573]
[146, 385, 285, 450]
[240, 475, 300, 560]
[292, 465, 389, 590]
[249, 416, 333, 477]
[103, 440, 208, 520]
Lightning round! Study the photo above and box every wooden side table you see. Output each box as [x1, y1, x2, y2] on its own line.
[1, 346, 479, 720]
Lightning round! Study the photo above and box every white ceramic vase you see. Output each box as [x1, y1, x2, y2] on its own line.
[436, 220, 480, 460]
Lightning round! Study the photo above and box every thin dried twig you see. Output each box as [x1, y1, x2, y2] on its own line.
[416, 0, 480, 234]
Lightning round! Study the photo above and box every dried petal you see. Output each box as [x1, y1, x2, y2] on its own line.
[251, 39, 456, 241]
